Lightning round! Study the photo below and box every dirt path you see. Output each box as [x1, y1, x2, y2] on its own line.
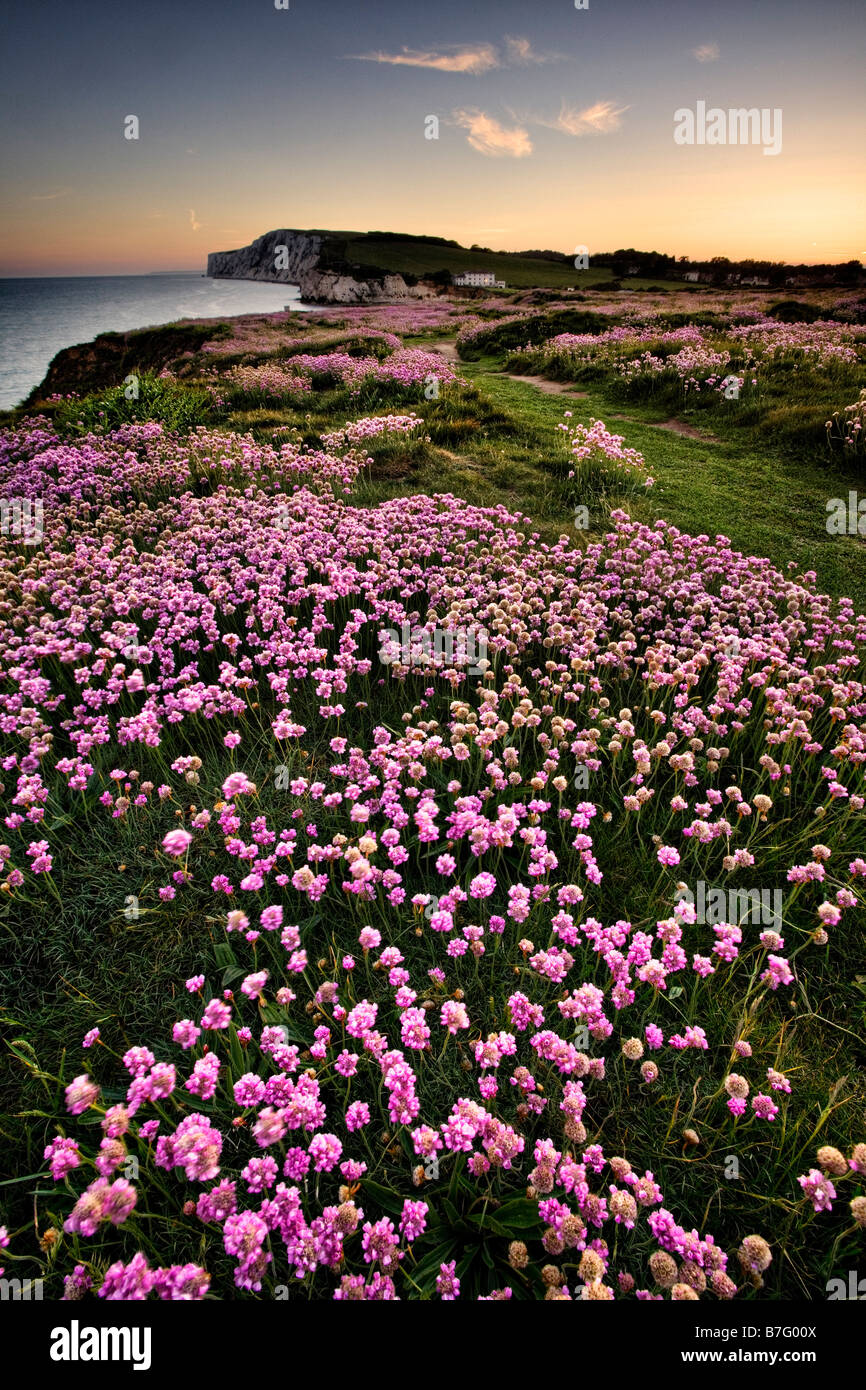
[610, 413, 718, 442]
[431, 346, 587, 397]
[488, 368, 714, 433]
[502, 373, 588, 397]
[430, 340, 461, 362]
[447, 351, 713, 435]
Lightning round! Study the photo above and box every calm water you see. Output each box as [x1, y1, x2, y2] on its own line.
[0, 274, 312, 410]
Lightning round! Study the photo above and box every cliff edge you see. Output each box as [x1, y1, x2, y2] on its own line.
[206, 229, 439, 304]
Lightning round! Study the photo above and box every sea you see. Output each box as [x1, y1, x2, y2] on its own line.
[0, 274, 312, 411]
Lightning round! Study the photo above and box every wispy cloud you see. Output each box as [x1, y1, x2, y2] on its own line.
[347, 36, 558, 74]
[453, 97, 626, 158]
[453, 108, 533, 158]
[189, 209, 202, 232]
[350, 43, 499, 74]
[535, 100, 629, 136]
[503, 36, 556, 66]
[693, 42, 720, 62]
[31, 189, 72, 201]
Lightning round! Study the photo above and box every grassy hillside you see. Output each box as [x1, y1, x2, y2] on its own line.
[334, 235, 609, 288]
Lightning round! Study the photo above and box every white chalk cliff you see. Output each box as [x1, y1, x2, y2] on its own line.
[206, 230, 439, 304]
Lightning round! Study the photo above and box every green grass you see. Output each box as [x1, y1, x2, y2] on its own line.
[507, 350, 864, 461]
[467, 368, 866, 611]
[49, 373, 217, 435]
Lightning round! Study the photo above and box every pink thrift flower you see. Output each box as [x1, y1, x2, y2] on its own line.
[162, 829, 192, 857]
[751, 1094, 780, 1121]
[436, 1260, 460, 1300]
[798, 1169, 836, 1212]
[44, 1135, 81, 1180]
[65, 1074, 99, 1115]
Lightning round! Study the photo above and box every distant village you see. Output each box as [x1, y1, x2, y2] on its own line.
[555, 248, 863, 288]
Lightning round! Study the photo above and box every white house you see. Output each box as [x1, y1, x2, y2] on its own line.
[452, 271, 506, 289]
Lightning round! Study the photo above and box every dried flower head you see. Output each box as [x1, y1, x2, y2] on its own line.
[649, 1250, 678, 1288]
[816, 1145, 848, 1177]
[850, 1196, 866, 1229]
[508, 1241, 529, 1270]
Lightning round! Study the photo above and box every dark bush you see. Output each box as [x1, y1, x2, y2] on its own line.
[768, 300, 823, 323]
[459, 308, 611, 358]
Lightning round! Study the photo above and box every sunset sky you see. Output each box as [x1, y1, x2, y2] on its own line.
[1, 0, 864, 275]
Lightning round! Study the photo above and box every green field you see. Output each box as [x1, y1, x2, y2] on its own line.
[338, 237, 609, 288]
[319, 234, 693, 292]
